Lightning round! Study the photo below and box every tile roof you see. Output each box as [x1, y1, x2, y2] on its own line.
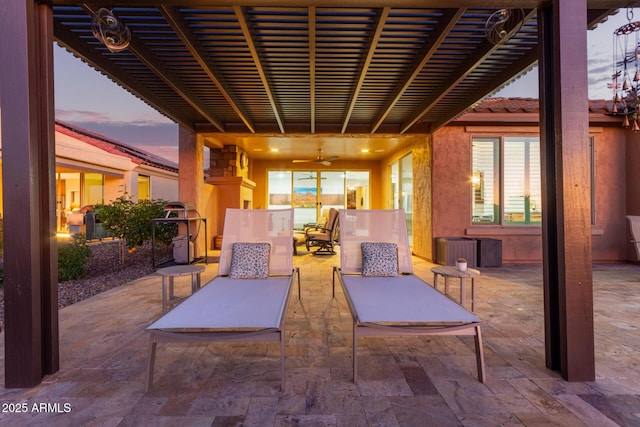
[471, 98, 615, 115]
[55, 121, 178, 172]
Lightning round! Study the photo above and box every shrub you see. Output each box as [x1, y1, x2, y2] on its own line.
[95, 195, 176, 263]
[58, 233, 92, 281]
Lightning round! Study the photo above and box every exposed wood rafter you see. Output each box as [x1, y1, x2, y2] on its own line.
[401, 8, 538, 133]
[53, 20, 196, 131]
[234, 5, 286, 133]
[341, 7, 390, 134]
[370, 8, 465, 133]
[82, 4, 227, 132]
[159, 5, 256, 133]
[430, 49, 539, 131]
[309, 6, 316, 133]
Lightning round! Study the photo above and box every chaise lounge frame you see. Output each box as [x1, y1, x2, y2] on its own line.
[145, 208, 300, 392]
[332, 209, 485, 383]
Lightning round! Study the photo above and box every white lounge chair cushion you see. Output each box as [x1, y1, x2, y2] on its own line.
[147, 277, 291, 330]
[342, 275, 480, 323]
[361, 242, 399, 276]
[229, 242, 270, 279]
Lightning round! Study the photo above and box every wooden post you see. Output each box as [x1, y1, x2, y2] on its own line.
[538, 0, 595, 381]
[0, 1, 59, 387]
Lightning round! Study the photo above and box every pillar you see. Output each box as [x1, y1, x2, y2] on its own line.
[0, 1, 59, 387]
[538, 0, 595, 381]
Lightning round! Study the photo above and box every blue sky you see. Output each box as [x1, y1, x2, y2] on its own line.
[54, 9, 632, 162]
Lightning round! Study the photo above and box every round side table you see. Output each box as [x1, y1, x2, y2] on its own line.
[156, 265, 206, 312]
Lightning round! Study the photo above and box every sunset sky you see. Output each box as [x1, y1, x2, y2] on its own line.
[53, 9, 634, 163]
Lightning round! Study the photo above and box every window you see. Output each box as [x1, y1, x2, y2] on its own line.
[503, 137, 541, 225]
[267, 170, 370, 229]
[83, 173, 104, 206]
[472, 136, 594, 226]
[138, 175, 151, 201]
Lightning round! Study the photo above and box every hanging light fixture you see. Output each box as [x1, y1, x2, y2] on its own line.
[611, 8, 640, 131]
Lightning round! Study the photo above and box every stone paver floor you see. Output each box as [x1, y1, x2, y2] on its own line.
[1, 249, 639, 426]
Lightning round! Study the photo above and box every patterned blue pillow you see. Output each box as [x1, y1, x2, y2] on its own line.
[229, 242, 271, 279]
[361, 242, 399, 277]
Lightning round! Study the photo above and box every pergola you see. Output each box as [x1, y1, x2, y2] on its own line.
[0, 0, 627, 388]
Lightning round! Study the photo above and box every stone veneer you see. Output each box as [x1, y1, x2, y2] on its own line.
[209, 145, 248, 179]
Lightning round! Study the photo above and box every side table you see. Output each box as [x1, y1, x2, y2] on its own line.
[156, 265, 206, 312]
[431, 266, 480, 311]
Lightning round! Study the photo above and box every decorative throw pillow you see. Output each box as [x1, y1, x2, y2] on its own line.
[361, 242, 399, 277]
[229, 242, 270, 279]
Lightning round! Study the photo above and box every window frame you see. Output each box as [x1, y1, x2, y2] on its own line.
[471, 135, 595, 227]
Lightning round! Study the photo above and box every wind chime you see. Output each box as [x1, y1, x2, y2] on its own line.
[611, 8, 640, 131]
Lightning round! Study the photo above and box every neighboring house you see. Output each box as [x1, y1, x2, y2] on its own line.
[0, 120, 178, 232]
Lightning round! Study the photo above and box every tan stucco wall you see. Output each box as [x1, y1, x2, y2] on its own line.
[378, 136, 433, 260]
[202, 182, 219, 249]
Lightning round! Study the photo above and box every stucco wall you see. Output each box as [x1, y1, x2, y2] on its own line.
[378, 136, 432, 260]
[202, 182, 219, 249]
[593, 127, 627, 261]
[432, 125, 629, 263]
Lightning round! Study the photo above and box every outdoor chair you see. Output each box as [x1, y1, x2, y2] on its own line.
[626, 215, 640, 260]
[332, 209, 485, 384]
[145, 208, 300, 392]
[305, 207, 339, 254]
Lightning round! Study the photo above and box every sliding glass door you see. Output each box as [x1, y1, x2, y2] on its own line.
[268, 170, 370, 229]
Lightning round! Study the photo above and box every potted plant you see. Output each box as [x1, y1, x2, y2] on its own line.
[456, 257, 467, 272]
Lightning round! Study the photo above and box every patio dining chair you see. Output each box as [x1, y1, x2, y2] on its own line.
[305, 207, 339, 254]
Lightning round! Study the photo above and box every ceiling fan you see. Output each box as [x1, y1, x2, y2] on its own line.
[297, 173, 326, 180]
[292, 149, 339, 166]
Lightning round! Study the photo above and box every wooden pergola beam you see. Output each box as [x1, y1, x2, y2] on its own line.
[0, 0, 59, 387]
[82, 4, 227, 132]
[539, 0, 595, 381]
[371, 8, 465, 133]
[234, 5, 286, 133]
[159, 5, 256, 133]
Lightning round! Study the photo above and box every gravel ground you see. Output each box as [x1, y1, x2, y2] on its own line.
[0, 240, 169, 325]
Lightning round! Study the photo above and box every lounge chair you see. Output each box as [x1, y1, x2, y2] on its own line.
[145, 208, 300, 392]
[626, 215, 640, 260]
[332, 209, 485, 383]
[305, 207, 339, 254]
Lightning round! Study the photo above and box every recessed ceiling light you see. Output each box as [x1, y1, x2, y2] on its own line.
[361, 149, 370, 153]
[270, 148, 279, 152]
[374, 149, 385, 153]
[253, 148, 263, 152]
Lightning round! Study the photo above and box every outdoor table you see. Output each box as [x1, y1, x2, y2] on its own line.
[156, 265, 206, 312]
[431, 266, 480, 311]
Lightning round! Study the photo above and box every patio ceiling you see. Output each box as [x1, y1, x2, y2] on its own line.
[50, 1, 620, 159]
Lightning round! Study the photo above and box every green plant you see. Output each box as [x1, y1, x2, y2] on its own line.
[58, 233, 92, 281]
[95, 195, 176, 263]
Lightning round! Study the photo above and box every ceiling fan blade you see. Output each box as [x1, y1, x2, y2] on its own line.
[318, 160, 332, 166]
[323, 156, 339, 162]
